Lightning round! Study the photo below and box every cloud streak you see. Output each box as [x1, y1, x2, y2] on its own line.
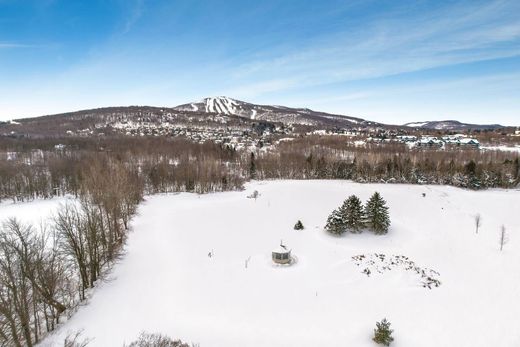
[230, 0, 520, 95]
[0, 42, 35, 49]
[122, 0, 145, 34]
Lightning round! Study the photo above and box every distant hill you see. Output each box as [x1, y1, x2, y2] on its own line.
[404, 120, 504, 131]
[0, 97, 508, 138]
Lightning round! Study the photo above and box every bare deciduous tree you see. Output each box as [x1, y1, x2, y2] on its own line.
[499, 225, 508, 251]
[0, 155, 145, 347]
[0, 219, 71, 347]
[475, 214, 481, 234]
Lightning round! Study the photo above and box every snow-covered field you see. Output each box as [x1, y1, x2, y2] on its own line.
[0, 196, 73, 227]
[7, 181, 518, 347]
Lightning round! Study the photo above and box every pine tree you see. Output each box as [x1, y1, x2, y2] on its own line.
[249, 152, 257, 179]
[373, 318, 394, 346]
[339, 195, 365, 233]
[464, 159, 481, 189]
[365, 192, 390, 234]
[325, 209, 345, 235]
[294, 220, 304, 230]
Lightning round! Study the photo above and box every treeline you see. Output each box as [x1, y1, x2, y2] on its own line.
[0, 137, 244, 202]
[0, 135, 519, 204]
[251, 137, 520, 189]
[0, 158, 143, 346]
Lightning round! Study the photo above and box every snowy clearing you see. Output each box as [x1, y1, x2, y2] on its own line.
[27, 181, 520, 347]
[0, 196, 73, 227]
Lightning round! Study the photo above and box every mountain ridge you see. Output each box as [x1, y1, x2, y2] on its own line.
[403, 120, 504, 131]
[0, 97, 509, 137]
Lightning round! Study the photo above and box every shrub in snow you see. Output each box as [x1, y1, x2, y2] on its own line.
[294, 220, 304, 230]
[325, 209, 345, 234]
[373, 318, 394, 346]
[339, 195, 365, 233]
[126, 332, 190, 347]
[63, 331, 91, 347]
[365, 192, 390, 234]
[247, 190, 259, 200]
[352, 254, 441, 289]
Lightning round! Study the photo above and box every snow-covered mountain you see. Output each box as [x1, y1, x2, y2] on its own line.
[2, 97, 508, 139]
[174, 96, 373, 127]
[404, 120, 503, 131]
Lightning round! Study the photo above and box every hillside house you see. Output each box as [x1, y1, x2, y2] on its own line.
[458, 138, 480, 148]
[415, 137, 443, 148]
[396, 135, 417, 143]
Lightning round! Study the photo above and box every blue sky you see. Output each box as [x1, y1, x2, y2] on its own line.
[1, 0, 519, 125]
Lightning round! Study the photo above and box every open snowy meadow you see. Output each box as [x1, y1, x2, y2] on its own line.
[3, 181, 519, 347]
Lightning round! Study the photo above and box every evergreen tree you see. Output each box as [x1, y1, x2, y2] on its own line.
[249, 152, 256, 179]
[365, 192, 390, 234]
[325, 209, 345, 235]
[464, 160, 476, 176]
[294, 220, 304, 230]
[464, 159, 481, 189]
[373, 318, 394, 346]
[339, 195, 365, 233]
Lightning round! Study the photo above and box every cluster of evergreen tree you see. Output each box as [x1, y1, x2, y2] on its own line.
[325, 192, 390, 235]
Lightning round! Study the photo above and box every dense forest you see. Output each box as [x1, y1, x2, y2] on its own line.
[254, 137, 520, 189]
[0, 137, 244, 202]
[0, 135, 519, 204]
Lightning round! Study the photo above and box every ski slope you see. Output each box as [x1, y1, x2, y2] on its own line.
[29, 181, 520, 347]
[204, 96, 240, 115]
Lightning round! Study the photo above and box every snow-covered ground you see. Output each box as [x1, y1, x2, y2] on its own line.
[23, 181, 520, 347]
[0, 196, 73, 227]
[481, 145, 520, 153]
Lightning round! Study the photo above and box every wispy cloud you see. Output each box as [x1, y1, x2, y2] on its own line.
[0, 42, 36, 49]
[230, 0, 520, 95]
[122, 0, 145, 34]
